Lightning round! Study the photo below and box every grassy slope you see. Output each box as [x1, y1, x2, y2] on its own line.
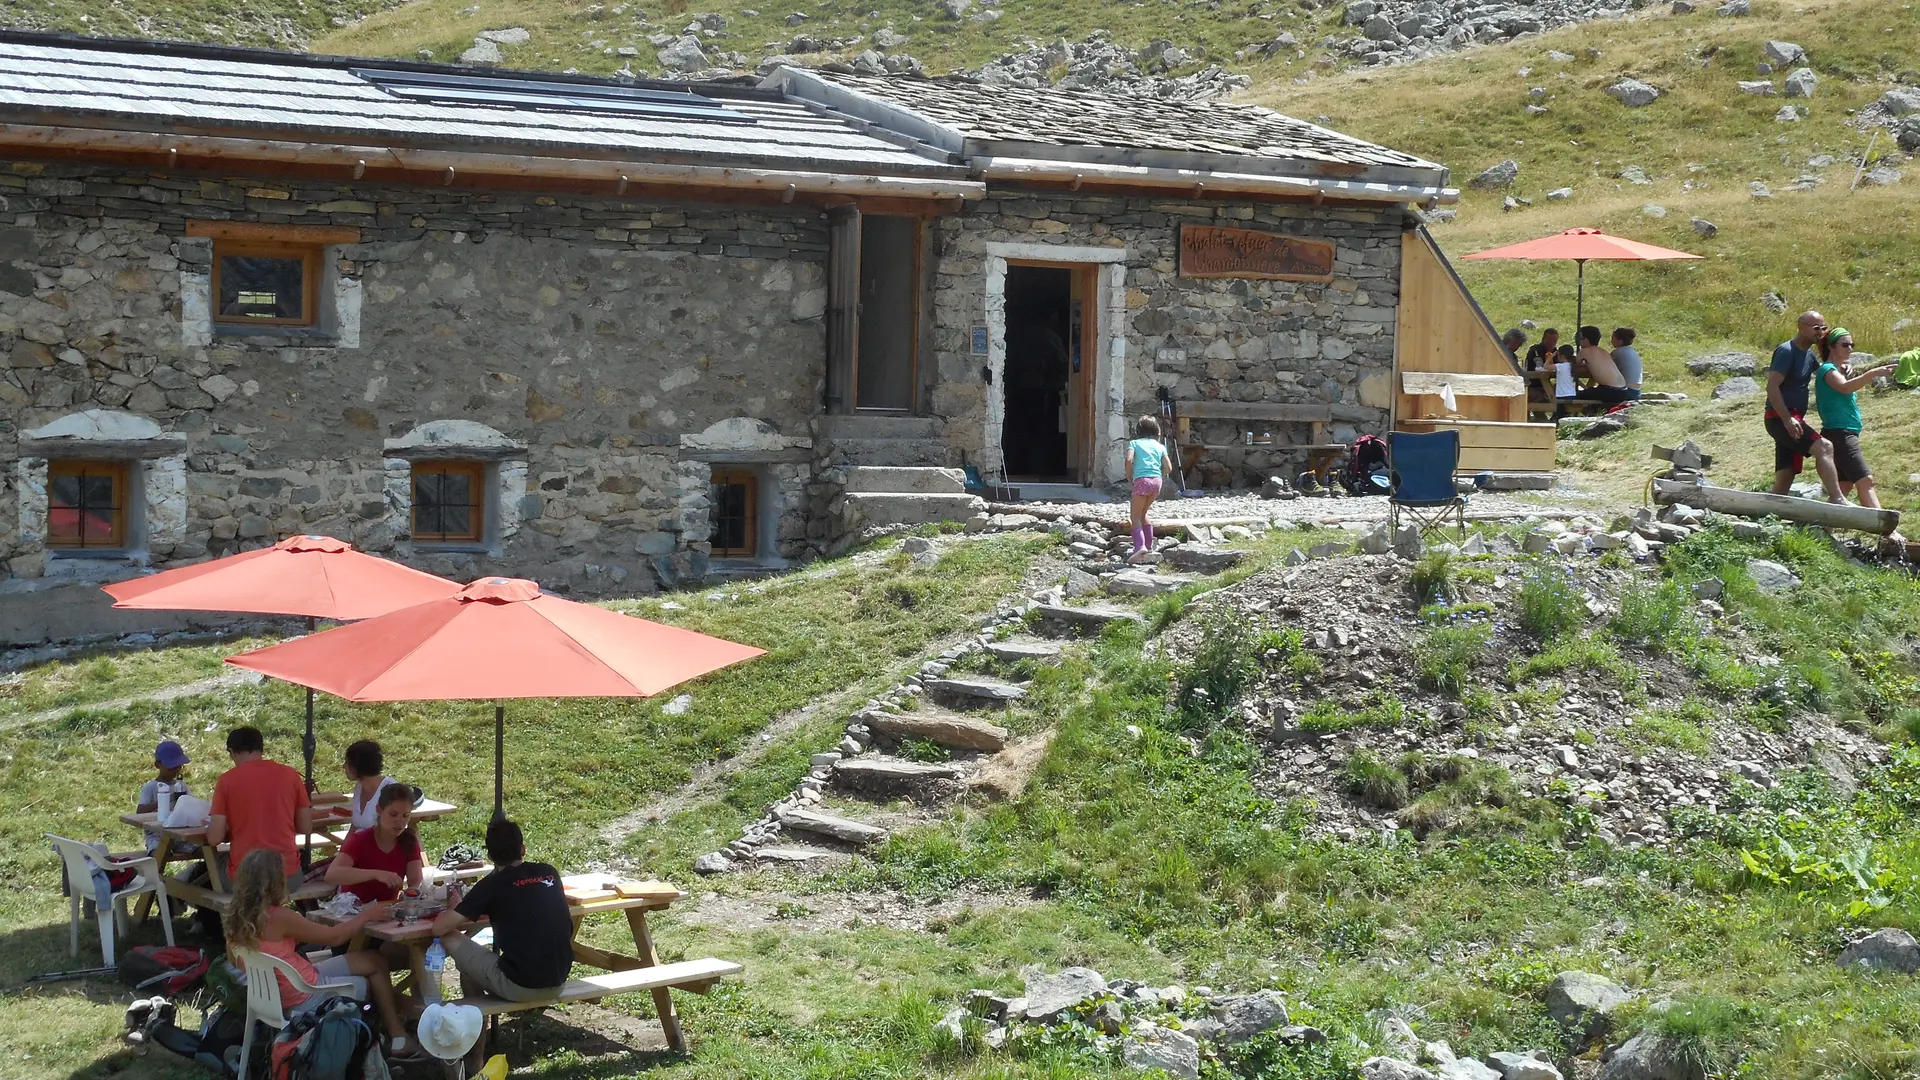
[0, 535, 1046, 1078]
[1262, 0, 1920, 506]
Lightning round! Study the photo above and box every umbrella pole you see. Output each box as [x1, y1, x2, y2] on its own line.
[1575, 259, 1587, 332]
[492, 703, 506, 822]
[302, 617, 316, 872]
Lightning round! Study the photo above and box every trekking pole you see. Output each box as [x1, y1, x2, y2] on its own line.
[1157, 389, 1186, 498]
[1851, 130, 1879, 193]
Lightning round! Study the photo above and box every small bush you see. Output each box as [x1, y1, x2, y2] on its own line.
[1297, 694, 1406, 733]
[1175, 613, 1260, 724]
[1517, 557, 1588, 640]
[1610, 578, 1695, 651]
[1256, 627, 1322, 680]
[1343, 748, 1410, 809]
[1408, 551, 1457, 606]
[1650, 995, 1752, 1078]
[1415, 623, 1491, 696]
[1629, 700, 1715, 754]
[1402, 762, 1529, 836]
[1510, 636, 1631, 684]
[899, 737, 951, 763]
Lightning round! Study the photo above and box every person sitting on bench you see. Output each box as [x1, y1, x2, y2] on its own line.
[1574, 325, 1638, 405]
[427, 818, 571, 1003]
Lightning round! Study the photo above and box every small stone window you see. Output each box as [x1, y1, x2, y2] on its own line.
[47, 459, 131, 549]
[708, 468, 758, 558]
[411, 461, 487, 545]
[212, 239, 322, 327]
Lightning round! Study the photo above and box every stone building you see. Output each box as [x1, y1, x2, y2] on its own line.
[0, 31, 1469, 644]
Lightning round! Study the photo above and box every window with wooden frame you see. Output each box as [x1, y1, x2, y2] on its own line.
[47, 460, 131, 549]
[212, 239, 322, 326]
[411, 461, 487, 545]
[708, 468, 758, 557]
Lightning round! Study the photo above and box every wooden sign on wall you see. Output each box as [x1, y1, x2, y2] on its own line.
[1178, 225, 1336, 282]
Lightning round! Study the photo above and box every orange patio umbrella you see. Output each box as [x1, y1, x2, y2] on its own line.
[104, 534, 463, 787]
[1460, 227, 1702, 332]
[225, 577, 766, 817]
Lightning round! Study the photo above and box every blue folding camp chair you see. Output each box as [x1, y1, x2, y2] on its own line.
[1387, 430, 1467, 541]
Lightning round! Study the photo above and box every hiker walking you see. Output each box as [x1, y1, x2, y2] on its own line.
[1763, 310, 1847, 502]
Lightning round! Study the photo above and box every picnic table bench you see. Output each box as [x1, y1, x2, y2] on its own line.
[1170, 401, 1346, 486]
[333, 871, 737, 1060]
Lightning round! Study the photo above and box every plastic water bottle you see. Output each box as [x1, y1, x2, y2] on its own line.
[423, 939, 447, 1003]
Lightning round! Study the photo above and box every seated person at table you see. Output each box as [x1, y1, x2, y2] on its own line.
[1611, 327, 1644, 392]
[343, 739, 403, 833]
[225, 848, 421, 1057]
[1523, 328, 1561, 404]
[207, 726, 311, 885]
[428, 819, 571, 1003]
[327, 784, 423, 904]
[135, 739, 195, 855]
[1574, 325, 1637, 404]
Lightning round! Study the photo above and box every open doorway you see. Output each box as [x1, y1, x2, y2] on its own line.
[1002, 264, 1098, 482]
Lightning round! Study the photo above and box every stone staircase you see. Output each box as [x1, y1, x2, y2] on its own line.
[841, 465, 986, 529]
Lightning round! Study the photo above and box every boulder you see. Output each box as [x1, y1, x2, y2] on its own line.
[1763, 40, 1804, 65]
[1364, 1060, 1443, 1080]
[1784, 67, 1817, 98]
[1023, 967, 1107, 1022]
[1596, 1033, 1702, 1080]
[1745, 558, 1800, 595]
[1736, 80, 1775, 96]
[1547, 187, 1573, 200]
[1880, 87, 1920, 117]
[1545, 971, 1629, 1044]
[1210, 990, 1290, 1044]
[1487, 1052, 1564, 1080]
[1687, 352, 1756, 376]
[1472, 160, 1520, 189]
[1163, 546, 1246, 573]
[1838, 928, 1920, 973]
[1711, 376, 1760, 400]
[1122, 1025, 1201, 1079]
[1106, 569, 1199, 596]
[656, 35, 709, 71]
[693, 852, 733, 875]
[1716, 0, 1749, 13]
[1607, 79, 1661, 107]
[1690, 217, 1718, 238]
[1439, 1061, 1502, 1080]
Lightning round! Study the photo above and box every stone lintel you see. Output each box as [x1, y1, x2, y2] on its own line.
[19, 436, 188, 460]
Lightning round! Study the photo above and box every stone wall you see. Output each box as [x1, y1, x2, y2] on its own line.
[930, 189, 1406, 487]
[0, 160, 830, 599]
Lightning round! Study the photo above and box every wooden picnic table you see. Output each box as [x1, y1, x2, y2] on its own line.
[331, 871, 697, 1052]
[120, 794, 457, 917]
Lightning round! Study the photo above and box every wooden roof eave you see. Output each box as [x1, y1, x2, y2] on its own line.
[972, 155, 1456, 208]
[0, 121, 986, 203]
[963, 138, 1449, 192]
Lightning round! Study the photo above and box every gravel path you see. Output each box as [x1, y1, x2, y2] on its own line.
[1011, 487, 1616, 529]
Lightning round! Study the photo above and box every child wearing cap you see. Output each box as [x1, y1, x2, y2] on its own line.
[135, 739, 196, 854]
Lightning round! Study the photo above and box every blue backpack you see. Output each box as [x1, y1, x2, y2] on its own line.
[271, 995, 389, 1080]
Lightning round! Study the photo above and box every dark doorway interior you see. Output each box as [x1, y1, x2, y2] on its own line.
[1002, 265, 1073, 480]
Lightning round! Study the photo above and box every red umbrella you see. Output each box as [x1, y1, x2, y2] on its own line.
[226, 577, 765, 817]
[1460, 227, 1702, 331]
[104, 535, 462, 786]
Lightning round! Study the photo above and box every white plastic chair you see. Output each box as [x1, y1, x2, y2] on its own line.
[47, 834, 174, 967]
[232, 946, 367, 1079]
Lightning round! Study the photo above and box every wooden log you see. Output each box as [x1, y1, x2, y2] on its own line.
[1652, 478, 1901, 535]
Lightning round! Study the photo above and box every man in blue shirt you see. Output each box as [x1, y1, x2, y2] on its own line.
[1764, 310, 1845, 500]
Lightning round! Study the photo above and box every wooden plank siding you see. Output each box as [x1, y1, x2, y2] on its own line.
[1392, 226, 1556, 474]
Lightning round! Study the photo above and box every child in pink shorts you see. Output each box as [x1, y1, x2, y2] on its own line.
[1126, 415, 1171, 564]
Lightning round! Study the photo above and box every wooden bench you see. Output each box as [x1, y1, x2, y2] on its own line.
[1171, 400, 1346, 485]
[450, 957, 742, 1016]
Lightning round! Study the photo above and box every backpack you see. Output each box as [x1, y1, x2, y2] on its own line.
[1345, 435, 1389, 494]
[271, 995, 391, 1080]
[117, 945, 210, 997]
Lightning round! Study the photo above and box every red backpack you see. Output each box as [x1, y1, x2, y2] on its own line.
[117, 945, 210, 997]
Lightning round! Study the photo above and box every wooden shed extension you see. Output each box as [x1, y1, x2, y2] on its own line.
[1392, 226, 1556, 475]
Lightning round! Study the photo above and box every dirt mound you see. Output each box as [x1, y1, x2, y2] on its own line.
[1164, 550, 1885, 844]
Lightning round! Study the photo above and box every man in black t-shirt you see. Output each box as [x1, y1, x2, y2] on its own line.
[429, 819, 573, 1001]
[1764, 310, 1845, 499]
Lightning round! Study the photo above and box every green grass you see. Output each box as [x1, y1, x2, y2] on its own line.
[1626, 700, 1717, 755]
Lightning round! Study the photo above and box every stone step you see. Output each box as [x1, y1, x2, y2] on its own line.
[751, 846, 836, 864]
[833, 757, 965, 797]
[843, 466, 968, 494]
[984, 639, 1062, 663]
[1163, 546, 1247, 574]
[821, 439, 953, 467]
[1031, 603, 1146, 634]
[1105, 569, 1200, 596]
[862, 709, 1010, 752]
[923, 677, 1027, 708]
[776, 807, 890, 846]
[844, 492, 985, 527]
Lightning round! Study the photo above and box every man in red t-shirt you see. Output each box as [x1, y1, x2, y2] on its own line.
[207, 726, 311, 884]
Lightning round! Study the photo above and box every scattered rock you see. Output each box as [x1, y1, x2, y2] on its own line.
[1736, 79, 1775, 96]
[656, 35, 709, 71]
[1745, 558, 1800, 595]
[1863, 166, 1902, 187]
[1023, 967, 1107, 1022]
[1784, 67, 1817, 98]
[1619, 164, 1651, 185]
[1546, 971, 1630, 1045]
[1107, 569, 1200, 596]
[1838, 928, 1920, 973]
[1641, 204, 1667, 218]
[1440, 1060, 1503, 1080]
[1365, 1060, 1443, 1080]
[1607, 79, 1661, 107]
[1750, 182, 1774, 200]
[1775, 105, 1804, 123]
[1596, 1033, 1700, 1080]
[1763, 40, 1805, 65]
[458, 39, 504, 64]
[1163, 546, 1246, 573]
[1687, 352, 1756, 376]
[1690, 217, 1718, 238]
[1487, 1052, 1564, 1080]
[1760, 290, 1787, 312]
[1716, 0, 1750, 14]
[1472, 160, 1520, 189]
[693, 851, 733, 875]
[1122, 1025, 1201, 1079]
[1712, 376, 1760, 399]
[1211, 991, 1290, 1044]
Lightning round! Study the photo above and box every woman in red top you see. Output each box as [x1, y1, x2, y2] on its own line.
[326, 784, 424, 903]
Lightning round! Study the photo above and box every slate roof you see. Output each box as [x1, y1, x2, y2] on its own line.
[0, 32, 961, 177]
[794, 70, 1444, 180]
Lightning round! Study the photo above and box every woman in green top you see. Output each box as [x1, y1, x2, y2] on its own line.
[1125, 415, 1172, 564]
[1813, 327, 1896, 512]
